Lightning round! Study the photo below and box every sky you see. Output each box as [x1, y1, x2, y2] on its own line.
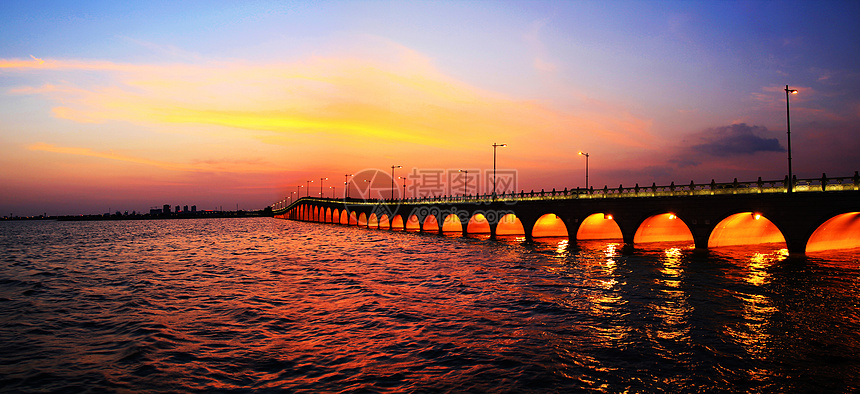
[1, 0, 859, 216]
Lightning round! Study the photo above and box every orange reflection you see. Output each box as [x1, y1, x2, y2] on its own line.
[441, 214, 462, 233]
[332, 208, 339, 223]
[379, 214, 390, 229]
[633, 213, 694, 244]
[390, 215, 404, 230]
[349, 211, 358, 226]
[576, 213, 622, 240]
[708, 212, 786, 248]
[466, 214, 490, 234]
[325, 208, 332, 223]
[807, 212, 860, 253]
[422, 215, 439, 232]
[339, 210, 348, 225]
[496, 213, 525, 236]
[358, 213, 368, 227]
[406, 215, 421, 231]
[532, 213, 568, 238]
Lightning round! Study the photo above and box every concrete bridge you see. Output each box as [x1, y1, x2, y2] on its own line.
[274, 173, 860, 254]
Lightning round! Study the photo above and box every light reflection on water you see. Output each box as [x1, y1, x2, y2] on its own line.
[0, 219, 858, 392]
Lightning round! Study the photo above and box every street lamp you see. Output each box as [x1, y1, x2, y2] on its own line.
[785, 85, 798, 193]
[399, 176, 407, 200]
[344, 174, 352, 199]
[329, 186, 335, 198]
[459, 169, 469, 197]
[578, 151, 590, 191]
[306, 180, 313, 197]
[390, 165, 401, 200]
[297, 185, 303, 199]
[492, 143, 507, 199]
[320, 177, 328, 198]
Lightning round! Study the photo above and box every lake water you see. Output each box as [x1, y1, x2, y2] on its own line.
[1, 218, 858, 392]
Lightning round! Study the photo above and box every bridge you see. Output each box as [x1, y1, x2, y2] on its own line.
[273, 173, 860, 254]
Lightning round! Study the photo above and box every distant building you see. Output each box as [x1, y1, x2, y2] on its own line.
[191, 205, 197, 212]
[183, 205, 189, 212]
[175, 205, 180, 213]
[163, 204, 170, 214]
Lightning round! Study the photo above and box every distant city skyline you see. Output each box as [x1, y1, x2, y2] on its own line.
[2, 1, 859, 216]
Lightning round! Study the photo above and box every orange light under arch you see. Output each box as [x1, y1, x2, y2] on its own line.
[379, 214, 390, 229]
[368, 213, 379, 228]
[708, 212, 786, 248]
[358, 213, 368, 227]
[349, 211, 358, 226]
[442, 214, 462, 233]
[390, 215, 404, 230]
[423, 215, 439, 232]
[339, 210, 348, 225]
[496, 213, 525, 236]
[533, 213, 568, 238]
[634, 213, 694, 244]
[576, 213, 622, 240]
[406, 215, 421, 231]
[467, 214, 490, 234]
[806, 212, 860, 253]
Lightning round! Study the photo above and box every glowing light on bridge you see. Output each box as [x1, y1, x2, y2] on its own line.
[406, 215, 421, 231]
[442, 214, 462, 233]
[390, 215, 404, 230]
[466, 213, 491, 234]
[708, 212, 786, 248]
[633, 213, 694, 244]
[576, 213, 622, 240]
[423, 215, 439, 232]
[806, 212, 860, 253]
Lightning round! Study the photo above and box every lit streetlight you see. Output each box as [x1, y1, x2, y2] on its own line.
[320, 177, 328, 198]
[391, 165, 402, 200]
[785, 85, 798, 193]
[459, 169, 469, 197]
[306, 180, 313, 197]
[492, 143, 507, 199]
[297, 185, 303, 199]
[344, 174, 353, 199]
[329, 186, 335, 198]
[578, 151, 590, 191]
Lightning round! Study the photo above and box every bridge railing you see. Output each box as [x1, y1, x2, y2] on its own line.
[274, 172, 860, 210]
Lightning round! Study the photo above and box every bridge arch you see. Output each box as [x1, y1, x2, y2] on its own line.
[325, 207, 332, 223]
[576, 213, 622, 240]
[806, 212, 860, 253]
[379, 214, 390, 229]
[390, 214, 404, 230]
[368, 213, 379, 228]
[708, 212, 786, 248]
[633, 213, 694, 245]
[349, 211, 358, 226]
[358, 212, 368, 227]
[423, 215, 440, 233]
[441, 214, 462, 234]
[406, 214, 421, 231]
[496, 213, 526, 237]
[532, 213, 569, 238]
[339, 209, 348, 225]
[331, 208, 339, 223]
[467, 213, 491, 235]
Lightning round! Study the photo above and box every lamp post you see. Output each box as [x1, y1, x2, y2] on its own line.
[344, 174, 352, 199]
[320, 177, 328, 198]
[291, 191, 296, 204]
[390, 165, 401, 200]
[399, 176, 407, 200]
[492, 143, 507, 199]
[578, 151, 590, 190]
[306, 180, 313, 197]
[329, 186, 335, 198]
[459, 169, 469, 197]
[785, 85, 798, 193]
[297, 185, 303, 199]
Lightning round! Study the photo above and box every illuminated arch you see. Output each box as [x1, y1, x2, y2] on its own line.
[532, 213, 568, 238]
[576, 213, 622, 240]
[708, 212, 786, 248]
[349, 211, 358, 226]
[806, 212, 860, 253]
[325, 208, 332, 223]
[633, 213, 694, 244]
[358, 213, 368, 227]
[368, 213, 379, 228]
[339, 210, 348, 225]
[332, 208, 340, 223]
[496, 213, 525, 236]
[467, 213, 491, 234]
[390, 215, 405, 230]
[442, 214, 463, 233]
[423, 215, 439, 233]
[379, 214, 390, 229]
[406, 215, 421, 231]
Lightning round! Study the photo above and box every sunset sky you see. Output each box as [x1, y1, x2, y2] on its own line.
[2, 1, 859, 216]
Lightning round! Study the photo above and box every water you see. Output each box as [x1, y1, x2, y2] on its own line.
[1, 218, 858, 392]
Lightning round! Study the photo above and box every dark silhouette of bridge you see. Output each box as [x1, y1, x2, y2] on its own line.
[274, 173, 860, 254]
